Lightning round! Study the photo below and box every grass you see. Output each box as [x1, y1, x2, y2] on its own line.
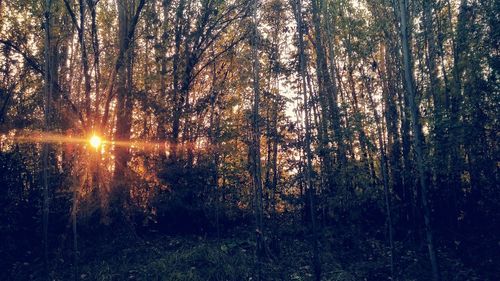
[10, 224, 484, 280]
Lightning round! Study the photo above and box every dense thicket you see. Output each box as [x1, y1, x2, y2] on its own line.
[0, 0, 498, 280]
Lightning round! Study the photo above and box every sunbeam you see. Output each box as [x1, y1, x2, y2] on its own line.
[5, 131, 210, 153]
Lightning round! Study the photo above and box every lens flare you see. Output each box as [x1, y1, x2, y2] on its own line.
[5, 131, 208, 154]
[89, 135, 102, 149]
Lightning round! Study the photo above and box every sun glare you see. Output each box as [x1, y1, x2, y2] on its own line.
[89, 135, 102, 149]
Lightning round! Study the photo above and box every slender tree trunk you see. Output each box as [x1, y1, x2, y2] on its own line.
[100, 0, 145, 129]
[79, 0, 91, 119]
[447, 0, 467, 230]
[310, 0, 346, 169]
[270, 99, 279, 213]
[293, 0, 321, 279]
[112, 0, 134, 221]
[43, 0, 53, 276]
[157, 0, 171, 143]
[208, 51, 221, 239]
[264, 104, 272, 212]
[422, 0, 440, 106]
[396, 0, 440, 279]
[251, 1, 265, 278]
[309, 0, 334, 187]
[71, 188, 78, 281]
[170, 0, 186, 160]
[89, 0, 100, 126]
[379, 41, 404, 218]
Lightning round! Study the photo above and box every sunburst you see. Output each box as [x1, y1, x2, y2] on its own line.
[89, 135, 102, 149]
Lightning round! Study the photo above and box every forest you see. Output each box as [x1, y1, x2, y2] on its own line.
[0, 0, 498, 280]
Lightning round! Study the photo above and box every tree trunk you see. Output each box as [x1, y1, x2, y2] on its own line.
[310, 0, 346, 169]
[396, 0, 440, 279]
[42, 0, 54, 276]
[170, 0, 186, 160]
[156, 0, 172, 143]
[89, 0, 100, 126]
[112, 0, 134, 221]
[251, 0, 265, 274]
[293, 0, 321, 279]
[79, 0, 91, 120]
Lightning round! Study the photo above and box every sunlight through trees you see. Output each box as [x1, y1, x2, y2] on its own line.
[0, 0, 498, 280]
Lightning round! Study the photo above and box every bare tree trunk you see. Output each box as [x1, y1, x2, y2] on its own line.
[100, 0, 145, 129]
[308, 0, 333, 186]
[79, 0, 91, 119]
[170, 0, 186, 160]
[157, 0, 172, 143]
[208, 49, 221, 239]
[71, 187, 79, 281]
[89, 0, 100, 126]
[112, 0, 135, 222]
[422, 0, 440, 107]
[310, 0, 346, 169]
[293, 0, 321, 279]
[270, 99, 278, 212]
[250, 1, 265, 278]
[42, 0, 53, 277]
[396, 0, 440, 279]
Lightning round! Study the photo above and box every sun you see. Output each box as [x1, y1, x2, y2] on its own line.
[89, 135, 102, 149]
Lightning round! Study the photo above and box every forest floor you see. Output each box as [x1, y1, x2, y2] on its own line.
[8, 222, 488, 281]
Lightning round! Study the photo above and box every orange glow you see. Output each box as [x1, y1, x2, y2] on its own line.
[89, 135, 102, 149]
[6, 131, 211, 153]
[10, 132, 88, 145]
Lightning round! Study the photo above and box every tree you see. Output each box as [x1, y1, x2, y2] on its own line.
[42, 0, 54, 275]
[250, 0, 265, 269]
[396, 0, 440, 279]
[292, 0, 321, 279]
